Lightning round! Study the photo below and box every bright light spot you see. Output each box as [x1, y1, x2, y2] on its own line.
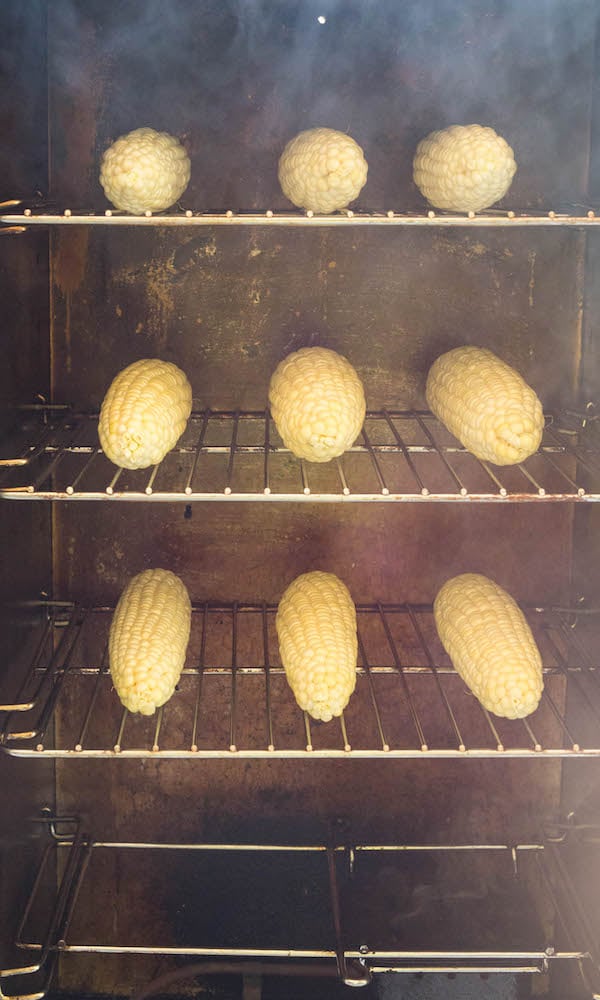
[317, 15, 327, 24]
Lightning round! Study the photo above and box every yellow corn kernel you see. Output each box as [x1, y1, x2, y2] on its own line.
[413, 124, 516, 213]
[434, 573, 543, 719]
[269, 347, 366, 462]
[276, 571, 358, 722]
[99, 358, 192, 470]
[109, 569, 192, 716]
[426, 346, 544, 465]
[278, 127, 368, 214]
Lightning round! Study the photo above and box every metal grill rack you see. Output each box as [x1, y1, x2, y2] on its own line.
[2, 814, 599, 999]
[3, 207, 600, 229]
[2, 602, 600, 758]
[1, 407, 597, 503]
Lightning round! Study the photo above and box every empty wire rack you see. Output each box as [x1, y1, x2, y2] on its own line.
[2, 812, 599, 1000]
[2, 601, 600, 758]
[0, 407, 597, 502]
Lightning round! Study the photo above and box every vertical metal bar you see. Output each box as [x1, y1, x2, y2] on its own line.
[538, 449, 584, 495]
[300, 460, 310, 495]
[406, 605, 466, 751]
[144, 464, 160, 495]
[540, 689, 580, 751]
[304, 712, 313, 751]
[105, 466, 123, 495]
[191, 604, 208, 752]
[411, 412, 466, 495]
[75, 640, 109, 752]
[0, 614, 54, 712]
[185, 409, 210, 494]
[224, 411, 240, 495]
[356, 627, 389, 751]
[544, 424, 600, 478]
[152, 706, 164, 752]
[543, 630, 600, 725]
[263, 411, 271, 495]
[339, 712, 351, 752]
[54, 841, 95, 948]
[377, 604, 428, 750]
[230, 603, 238, 751]
[14, 844, 54, 944]
[31, 420, 85, 490]
[481, 707, 505, 752]
[382, 411, 428, 495]
[516, 463, 546, 496]
[334, 457, 350, 495]
[477, 460, 508, 496]
[114, 707, 128, 752]
[32, 611, 90, 748]
[66, 447, 101, 495]
[520, 716, 542, 752]
[361, 427, 389, 495]
[326, 845, 348, 982]
[262, 604, 275, 751]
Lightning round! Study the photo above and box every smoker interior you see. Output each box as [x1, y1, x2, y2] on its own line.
[2, 1, 600, 997]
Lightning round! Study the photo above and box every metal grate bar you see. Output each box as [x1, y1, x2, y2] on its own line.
[411, 413, 466, 495]
[66, 447, 102, 494]
[190, 604, 208, 752]
[31, 420, 87, 490]
[477, 460, 508, 496]
[406, 605, 466, 751]
[224, 411, 240, 495]
[334, 457, 350, 495]
[544, 424, 600, 478]
[75, 640, 109, 752]
[540, 689, 580, 751]
[230, 603, 239, 751]
[516, 463, 546, 496]
[361, 426, 389, 495]
[152, 706, 164, 752]
[185, 408, 211, 494]
[0, 614, 54, 712]
[263, 411, 271, 495]
[377, 604, 428, 750]
[543, 629, 600, 725]
[262, 604, 275, 751]
[537, 448, 585, 495]
[356, 627, 389, 751]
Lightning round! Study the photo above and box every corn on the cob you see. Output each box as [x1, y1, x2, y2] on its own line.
[109, 568, 192, 716]
[100, 127, 191, 215]
[99, 358, 193, 470]
[278, 127, 368, 213]
[413, 124, 516, 213]
[269, 347, 366, 462]
[425, 346, 544, 466]
[276, 571, 358, 722]
[434, 573, 543, 719]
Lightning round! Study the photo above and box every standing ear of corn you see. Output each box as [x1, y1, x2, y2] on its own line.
[425, 346, 544, 465]
[278, 127, 368, 214]
[100, 127, 191, 215]
[276, 571, 358, 722]
[269, 347, 366, 462]
[434, 573, 543, 719]
[109, 568, 192, 716]
[413, 124, 516, 212]
[99, 358, 193, 470]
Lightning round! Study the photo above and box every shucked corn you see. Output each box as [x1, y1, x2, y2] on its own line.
[413, 124, 516, 213]
[434, 573, 543, 720]
[269, 347, 366, 462]
[99, 358, 193, 470]
[276, 571, 358, 722]
[278, 128, 368, 214]
[100, 127, 191, 215]
[109, 569, 192, 716]
[426, 346, 544, 466]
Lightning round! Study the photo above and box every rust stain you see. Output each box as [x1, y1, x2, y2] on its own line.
[528, 249, 536, 308]
[54, 229, 90, 375]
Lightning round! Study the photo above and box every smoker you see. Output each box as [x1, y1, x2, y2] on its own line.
[2, 1, 600, 998]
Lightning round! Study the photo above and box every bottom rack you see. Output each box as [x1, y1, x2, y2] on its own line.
[2, 602, 600, 757]
[2, 816, 599, 998]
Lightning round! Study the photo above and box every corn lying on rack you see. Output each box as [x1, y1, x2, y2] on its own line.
[276, 571, 358, 722]
[434, 573, 543, 720]
[426, 346, 544, 466]
[268, 346, 366, 463]
[98, 358, 193, 470]
[109, 568, 192, 716]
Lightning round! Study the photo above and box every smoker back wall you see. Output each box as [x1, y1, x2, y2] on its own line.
[2, 1, 600, 997]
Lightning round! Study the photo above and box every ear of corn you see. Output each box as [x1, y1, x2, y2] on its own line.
[413, 124, 516, 212]
[425, 346, 544, 466]
[109, 568, 192, 716]
[276, 571, 358, 722]
[434, 573, 543, 720]
[278, 127, 368, 213]
[99, 358, 193, 470]
[269, 347, 366, 463]
[100, 127, 191, 215]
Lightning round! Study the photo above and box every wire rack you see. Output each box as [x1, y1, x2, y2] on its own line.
[2, 814, 599, 1000]
[2, 602, 600, 758]
[3, 206, 600, 229]
[1, 407, 598, 502]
